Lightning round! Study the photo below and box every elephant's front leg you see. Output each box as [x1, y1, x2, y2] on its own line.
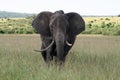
[46, 48, 52, 64]
[41, 39, 53, 64]
[41, 44, 47, 62]
[63, 35, 76, 61]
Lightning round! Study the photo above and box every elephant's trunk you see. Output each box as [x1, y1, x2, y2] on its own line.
[55, 32, 65, 64]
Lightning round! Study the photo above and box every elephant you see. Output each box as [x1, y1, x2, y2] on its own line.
[32, 10, 85, 65]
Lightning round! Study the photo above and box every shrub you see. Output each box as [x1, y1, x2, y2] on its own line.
[118, 14, 120, 17]
[100, 18, 103, 20]
[90, 21, 94, 23]
[0, 17, 120, 35]
[105, 18, 110, 21]
[0, 18, 35, 34]
[0, 28, 5, 34]
[101, 22, 106, 28]
[87, 23, 92, 28]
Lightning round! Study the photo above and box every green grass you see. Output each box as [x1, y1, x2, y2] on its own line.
[0, 34, 120, 80]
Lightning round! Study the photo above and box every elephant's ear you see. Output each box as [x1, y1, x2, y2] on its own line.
[65, 12, 85, 35]
[32, 11, 53, 36]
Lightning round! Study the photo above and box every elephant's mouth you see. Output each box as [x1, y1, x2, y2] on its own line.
[34, 40, 72, 52]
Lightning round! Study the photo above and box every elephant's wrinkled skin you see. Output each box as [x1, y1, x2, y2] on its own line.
[32, 10, 85, 65]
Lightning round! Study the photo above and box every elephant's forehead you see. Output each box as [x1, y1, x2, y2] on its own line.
[40, 20, 44, 24]
[50, 14, 67, 23]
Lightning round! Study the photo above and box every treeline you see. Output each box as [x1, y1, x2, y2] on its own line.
[0, 11, 33, 18]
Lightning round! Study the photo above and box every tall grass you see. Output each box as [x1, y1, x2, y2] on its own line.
[0, 34, 120, 80]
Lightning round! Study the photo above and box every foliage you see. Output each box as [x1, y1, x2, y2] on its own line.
[0, 18, 35, 34]
[0, 17, 120, 35]
[83, 17, 120, 35]
[118, 14, 120, 17]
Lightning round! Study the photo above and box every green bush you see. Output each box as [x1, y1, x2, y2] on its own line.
[0, 28, 5, 34]
[0, 18, 35, 34]
[0, 17, 120, 35]
[85, 21, 120, 35]
[105, 18, 110, 21]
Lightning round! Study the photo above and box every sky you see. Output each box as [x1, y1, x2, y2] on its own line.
[0, 0, 120, 15]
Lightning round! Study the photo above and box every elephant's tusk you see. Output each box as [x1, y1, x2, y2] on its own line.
[34, 40, 54, 52]
[66, 41, 72, 46]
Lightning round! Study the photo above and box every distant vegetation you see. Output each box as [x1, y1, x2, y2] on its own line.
[118, 14, 120, 17]
[0, 17, 35, 34]
[83, 17, 120, 35]
[0, 11, 33, 18]
[0, 14, 120, 35]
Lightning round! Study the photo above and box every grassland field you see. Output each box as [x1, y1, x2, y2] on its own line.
[0, 34, 120, 80]
[0, 16, 120, 79]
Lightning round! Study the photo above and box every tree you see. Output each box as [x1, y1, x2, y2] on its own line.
[118, 14, 120, 17]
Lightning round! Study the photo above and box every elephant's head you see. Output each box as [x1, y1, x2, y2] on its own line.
[32, 10, 85, 62]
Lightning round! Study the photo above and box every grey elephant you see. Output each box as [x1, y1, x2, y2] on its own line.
[32, 10, 85, 65]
